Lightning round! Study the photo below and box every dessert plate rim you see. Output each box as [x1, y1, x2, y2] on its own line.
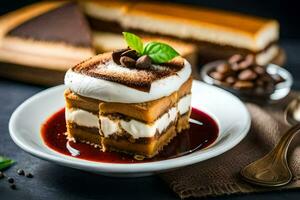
[9, 80, 251, 177]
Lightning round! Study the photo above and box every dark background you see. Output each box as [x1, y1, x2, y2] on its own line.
[0, 1, 300, 200]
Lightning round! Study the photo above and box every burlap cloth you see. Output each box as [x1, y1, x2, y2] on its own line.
[161, 92, 300, 199]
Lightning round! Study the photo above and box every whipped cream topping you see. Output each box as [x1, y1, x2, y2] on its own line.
[64, 59, 191, 103]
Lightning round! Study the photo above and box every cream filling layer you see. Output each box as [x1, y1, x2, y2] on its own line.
[65, 108, 99, 128]
[66, 94, 191, 139]
[100, 94, 191, 138]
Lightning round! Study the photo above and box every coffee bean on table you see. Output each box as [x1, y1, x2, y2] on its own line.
[233, 81, 254, 89]
[136, 55, 152, 69]
[121, 50, 138, 60]
[26, 173, 34, 178]
[112, 48, 128, 65]
[17, 169, 25, 176]
[10, 184, 16, 190]
[238, 69, 257, 81]
[120, 56, 136, 68]
[209, 71, 225, 81]
[216, 63, 231, 74]
[7, 177, 14, 183]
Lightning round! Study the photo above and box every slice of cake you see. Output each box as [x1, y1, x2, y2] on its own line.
[0, 2, 94, 73]
[64, 32, 192, 158]
[82, 0, 279, 66]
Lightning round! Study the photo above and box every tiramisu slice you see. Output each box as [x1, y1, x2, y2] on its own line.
[0, 2, 94, 72]
[64, 32, 192, 158]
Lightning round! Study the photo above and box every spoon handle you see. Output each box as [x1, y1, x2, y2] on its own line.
[272, 123, 300, 160]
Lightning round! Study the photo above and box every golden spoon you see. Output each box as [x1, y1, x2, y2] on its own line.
[240, 97, 300, 187]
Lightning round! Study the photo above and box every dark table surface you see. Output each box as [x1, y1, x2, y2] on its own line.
[1, 0, 300, 199]
[0, 39, 300, 200]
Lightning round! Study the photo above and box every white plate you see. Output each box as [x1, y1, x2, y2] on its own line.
[9, 81, 250, 177]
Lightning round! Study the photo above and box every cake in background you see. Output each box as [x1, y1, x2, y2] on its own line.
[83, 0, 280, 66]
[0, 2, 95, 85]
[64, 32, 192, 158]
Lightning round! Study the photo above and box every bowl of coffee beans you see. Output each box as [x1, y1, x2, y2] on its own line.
[201, 54, 293, 103]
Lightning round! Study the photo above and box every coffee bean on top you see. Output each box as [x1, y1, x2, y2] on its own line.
[112, 48, 128, 65]
[121, 50, 138, 59]
[136, 55, 151, 69]
[120, 56, 136, 68]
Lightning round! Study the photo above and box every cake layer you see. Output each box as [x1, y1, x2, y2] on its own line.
[83, 1, 279, 51]
[66, 122, 101, 146]
[65, 94, 191, 139]
[65, 53, 192, 103]
[1, 36, 94, 68]
[65, 77, 192, 123]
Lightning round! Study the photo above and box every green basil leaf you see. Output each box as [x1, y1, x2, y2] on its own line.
[122, 32, 144, 54]
[143, 42, 180, 64]
[0, 156, 15, 170]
